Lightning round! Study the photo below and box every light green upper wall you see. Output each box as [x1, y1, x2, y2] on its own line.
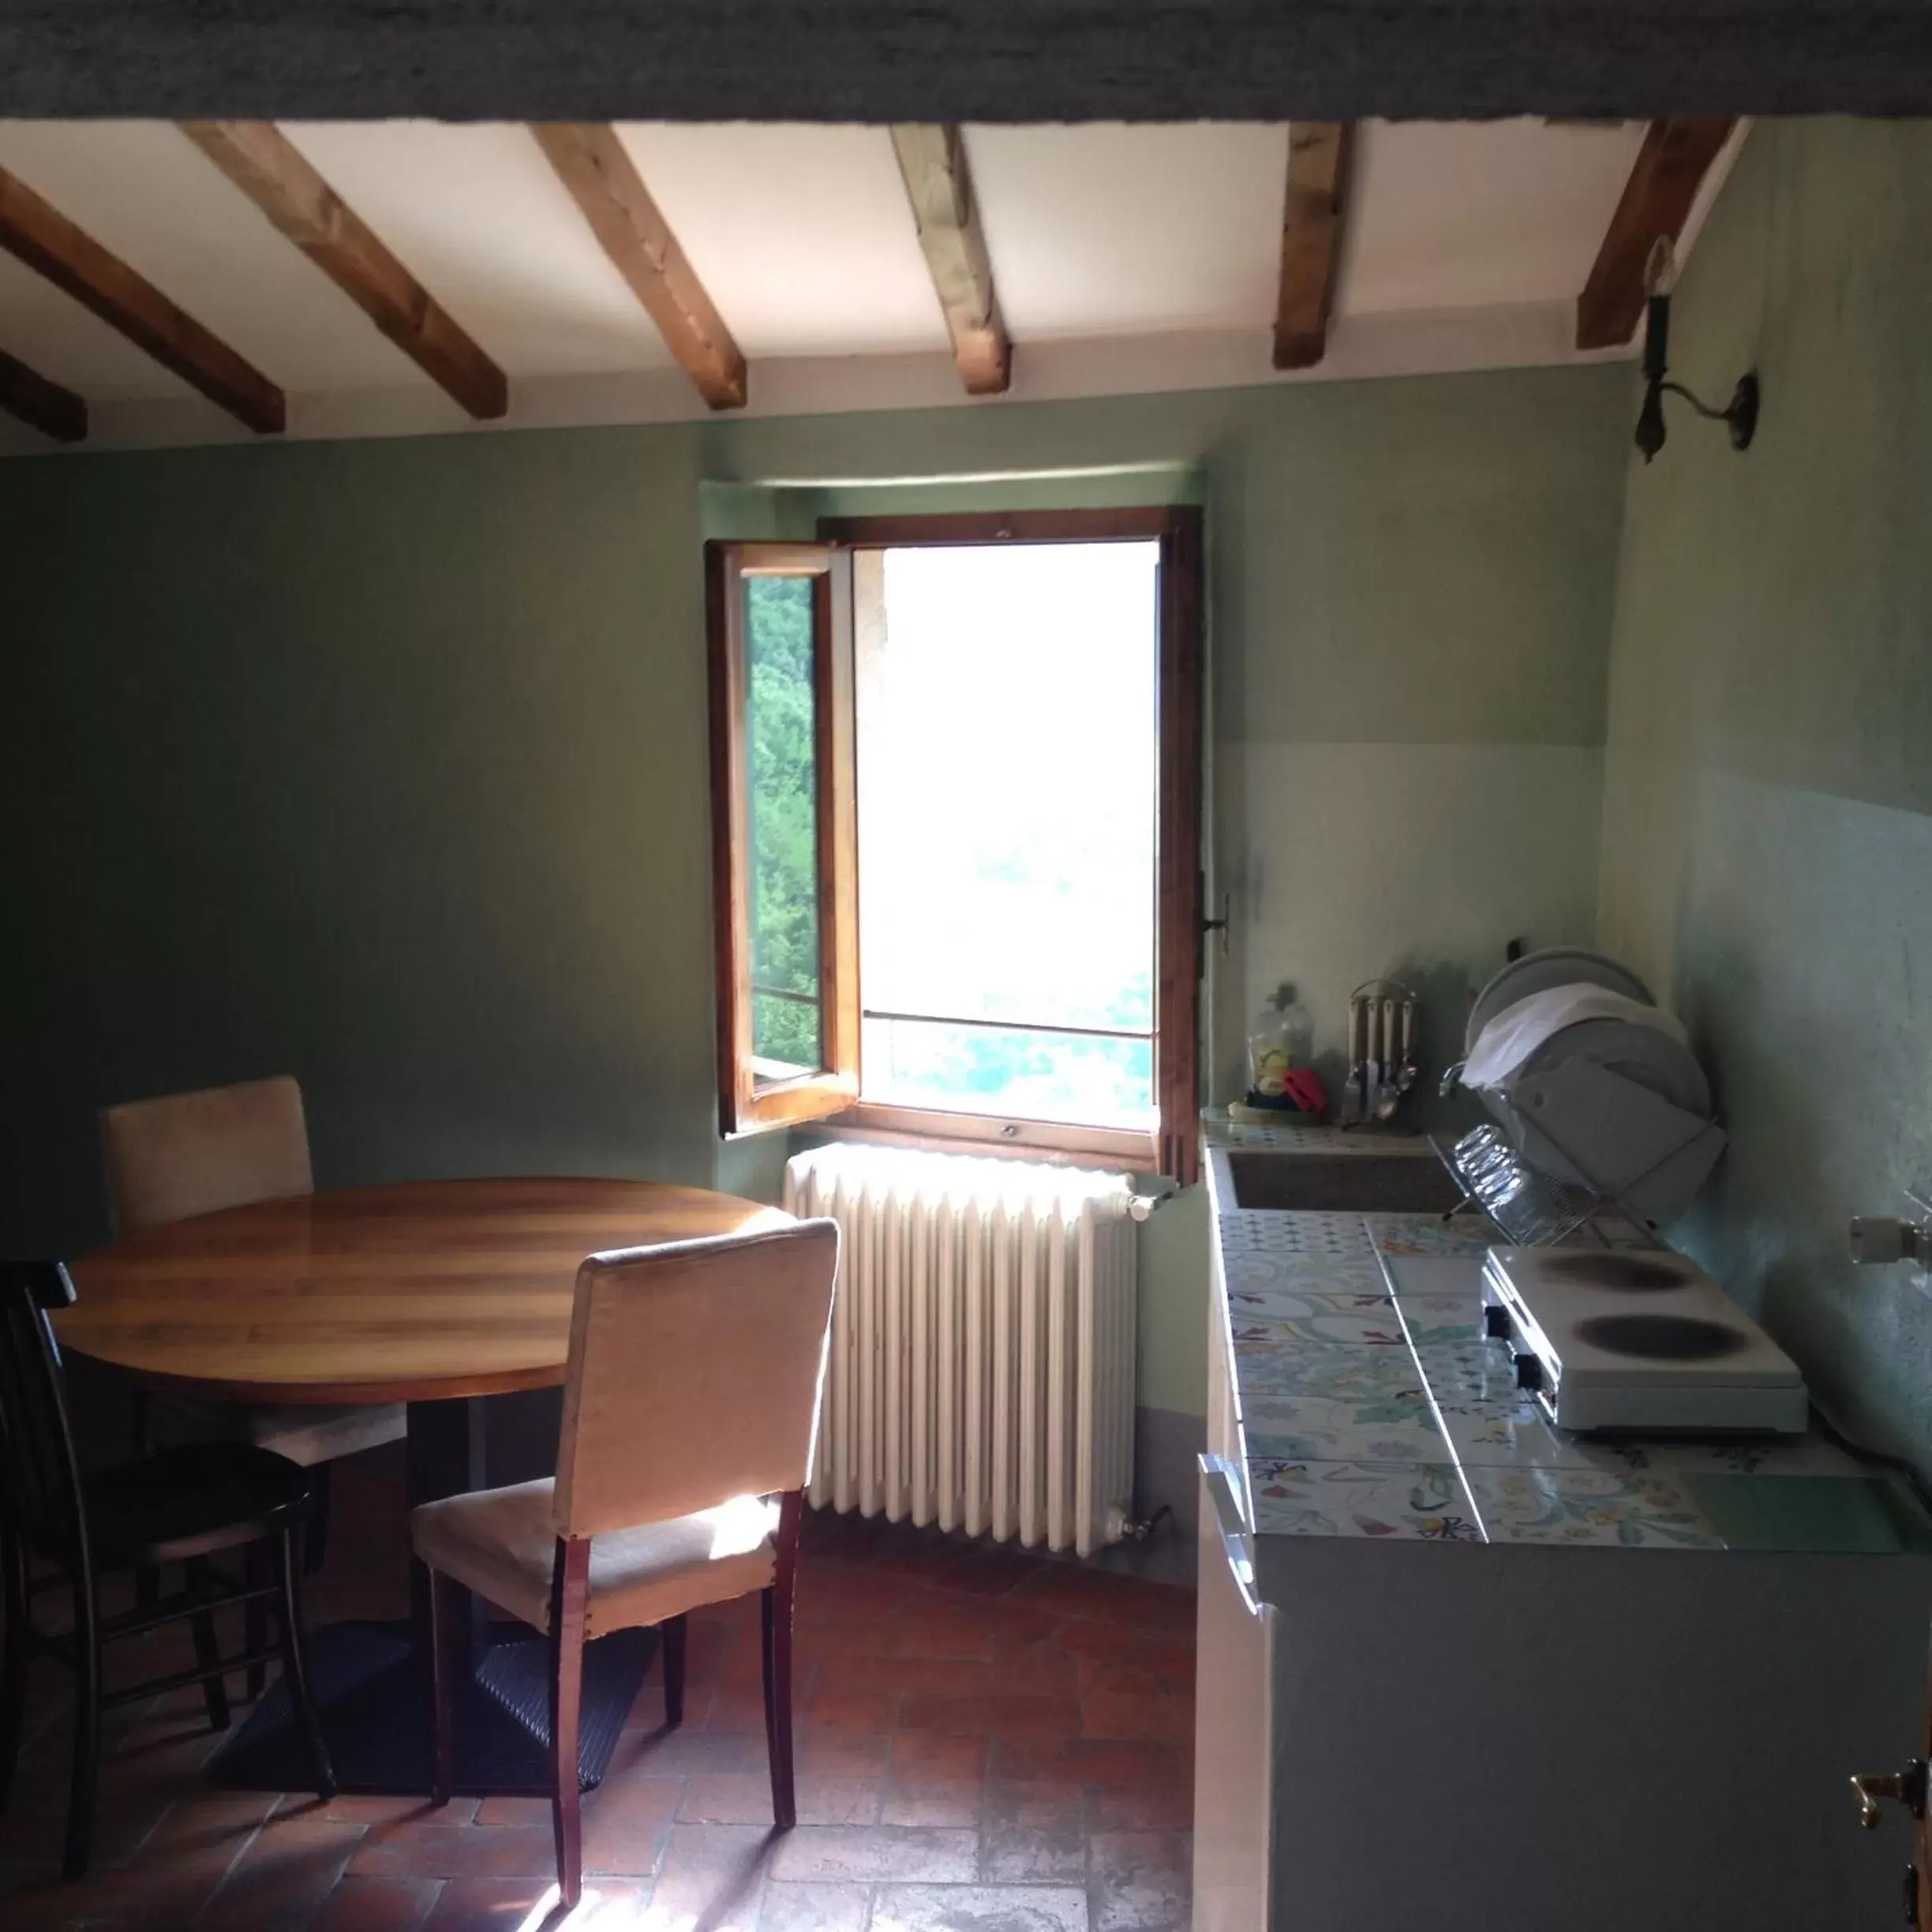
[692, 374, 1628, 751]
[1598, 117, 1932, 1470]
[0, 361, 1630, 1427]
[1608, 122, 1932, 828]
[1219, 373, 1625, 751]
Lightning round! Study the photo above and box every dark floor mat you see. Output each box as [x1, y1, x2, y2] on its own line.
[208, 1619, 657, 1796]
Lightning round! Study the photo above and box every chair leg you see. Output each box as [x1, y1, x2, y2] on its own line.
[661, 1613, 687, 1729]
[761, 1491, 803, 1832]
[547, 1539, 590, 1911]
[244, 1543, 269, 1702]
[62, 1573, 101, 1880]
[0, 1515, 28, 1812]
[427, 1564, 456, 1807]
[185, 1559, 231, 1733]
[304, 1463, 332, 1577]
[271, 1528, 336, 1802]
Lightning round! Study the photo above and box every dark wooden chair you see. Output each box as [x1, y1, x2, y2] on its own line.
[410, 1219, 840, 1908]
[0, 1260, 336, 1879]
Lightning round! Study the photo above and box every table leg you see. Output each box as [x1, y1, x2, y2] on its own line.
[406, 1396, 488, 1675]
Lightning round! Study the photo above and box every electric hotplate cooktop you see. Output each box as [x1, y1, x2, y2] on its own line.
[1479, 1246, 1808, 1435]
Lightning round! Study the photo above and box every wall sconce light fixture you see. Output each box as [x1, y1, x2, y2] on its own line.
[1634, 238, 1759, 463]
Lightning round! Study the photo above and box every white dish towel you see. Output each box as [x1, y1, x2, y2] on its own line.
[1462, 984, 1689, 1092]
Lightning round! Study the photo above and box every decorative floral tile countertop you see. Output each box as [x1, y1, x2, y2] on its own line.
[1204, 1118, 1932, 1555]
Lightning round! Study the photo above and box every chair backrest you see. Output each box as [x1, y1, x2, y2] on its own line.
[0, 1262, 88, 1571]
[100, 1076, 313, 1233]
[552, 1218, 840, 1539]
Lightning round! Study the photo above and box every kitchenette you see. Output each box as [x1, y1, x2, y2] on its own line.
[1195, 1110, 1932, 1930]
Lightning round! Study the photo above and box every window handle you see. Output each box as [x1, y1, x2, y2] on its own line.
[1853, 1762, 1927, 1829]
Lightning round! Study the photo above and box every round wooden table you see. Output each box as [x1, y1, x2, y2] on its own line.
[62, 1177, 792, 1798]
[63, 1175, 788, 1405]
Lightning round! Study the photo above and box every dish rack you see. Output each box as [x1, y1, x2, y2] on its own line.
[1429, 1125, 1621, 1246]
[1429, 1101, 1723, 1248]
[1429, 945, 1729, 1248]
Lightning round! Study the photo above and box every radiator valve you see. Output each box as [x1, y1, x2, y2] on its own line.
[1106, 1502, 1176, 1544]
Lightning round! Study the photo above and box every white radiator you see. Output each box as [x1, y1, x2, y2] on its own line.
[784, 1143, 1138, 1557]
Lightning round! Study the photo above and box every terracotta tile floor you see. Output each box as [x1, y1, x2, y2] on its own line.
[0, 1456, 1196, 1930]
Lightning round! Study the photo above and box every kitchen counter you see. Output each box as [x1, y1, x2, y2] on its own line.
[1203, 1114, 1932, 1554]
[1193, 1113, 1932, 1932]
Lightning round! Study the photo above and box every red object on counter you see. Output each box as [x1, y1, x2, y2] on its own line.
[1284, 1067, 1328, 1116]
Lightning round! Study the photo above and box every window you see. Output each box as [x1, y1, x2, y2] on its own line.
[706, 507, 1204, 1181]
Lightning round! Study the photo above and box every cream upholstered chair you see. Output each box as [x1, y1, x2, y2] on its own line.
[102, 1076, 315, 1236]
[412, 1217, 840, 1909]
[99, 1077, 408, 1490]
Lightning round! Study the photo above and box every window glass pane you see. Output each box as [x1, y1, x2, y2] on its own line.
[743, 573, 822, 1080]
[863, 1016, 1154, 1130]
[856, 541, 1159, 1128]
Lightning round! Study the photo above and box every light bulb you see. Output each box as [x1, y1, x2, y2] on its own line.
[1643, 236, 1679, 298]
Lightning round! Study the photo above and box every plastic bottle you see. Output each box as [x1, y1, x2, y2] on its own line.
[1248, 985, 1312, 1100]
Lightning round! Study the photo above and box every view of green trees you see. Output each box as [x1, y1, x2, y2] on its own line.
[742, 545, 1157, 1128]
[744, 575, 822, 1070]
[860, 1017, 1153, 1126]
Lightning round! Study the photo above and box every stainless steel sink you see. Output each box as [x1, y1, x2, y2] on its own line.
[1224, 1151, 1465, 1215]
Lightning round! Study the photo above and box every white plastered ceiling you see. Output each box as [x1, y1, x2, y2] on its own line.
[0, 117, 1745, 454]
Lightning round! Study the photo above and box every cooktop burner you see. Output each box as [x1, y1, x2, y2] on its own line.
[1574, 1312, 1751, 1361]
[1479, 1245, 1808, 1433]
[1539, 1252, 1694, 1291]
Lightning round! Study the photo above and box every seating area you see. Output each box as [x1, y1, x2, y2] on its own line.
[0, 1076, 1196, 1930]
[0, 1453, 1196, 1930]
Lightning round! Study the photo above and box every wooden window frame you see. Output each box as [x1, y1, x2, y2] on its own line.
[706, 507, 1204, 1182]
[706, 541, 860, 1133]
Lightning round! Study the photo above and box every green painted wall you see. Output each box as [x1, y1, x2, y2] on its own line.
[0, 362, 1628, 1436]
[1, 428, 717, 1252]
[1597, 118, 1932, 1469]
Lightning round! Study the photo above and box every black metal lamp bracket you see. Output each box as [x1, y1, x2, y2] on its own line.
[1660, 372, 1760, 451]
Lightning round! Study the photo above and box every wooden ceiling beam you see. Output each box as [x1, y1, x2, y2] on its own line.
[182, 120, 507, 421]
[0, 164, 283, 433]
[1275, 122, 1354, 372]
[1576, 118, 1737, 351]
[531, 123, 746, 411]
[889, 125, 1010, 397]
[0, 346, 86, 443]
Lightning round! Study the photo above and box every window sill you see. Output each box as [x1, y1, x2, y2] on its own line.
[809, 1103, 1159, 1175]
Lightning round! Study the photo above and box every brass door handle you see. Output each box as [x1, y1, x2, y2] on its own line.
[1853, 1762, 1928, 1829]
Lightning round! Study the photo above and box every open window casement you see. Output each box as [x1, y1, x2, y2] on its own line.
[706, 541, 860, 1133]
[706, 510, 1204, 1185]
